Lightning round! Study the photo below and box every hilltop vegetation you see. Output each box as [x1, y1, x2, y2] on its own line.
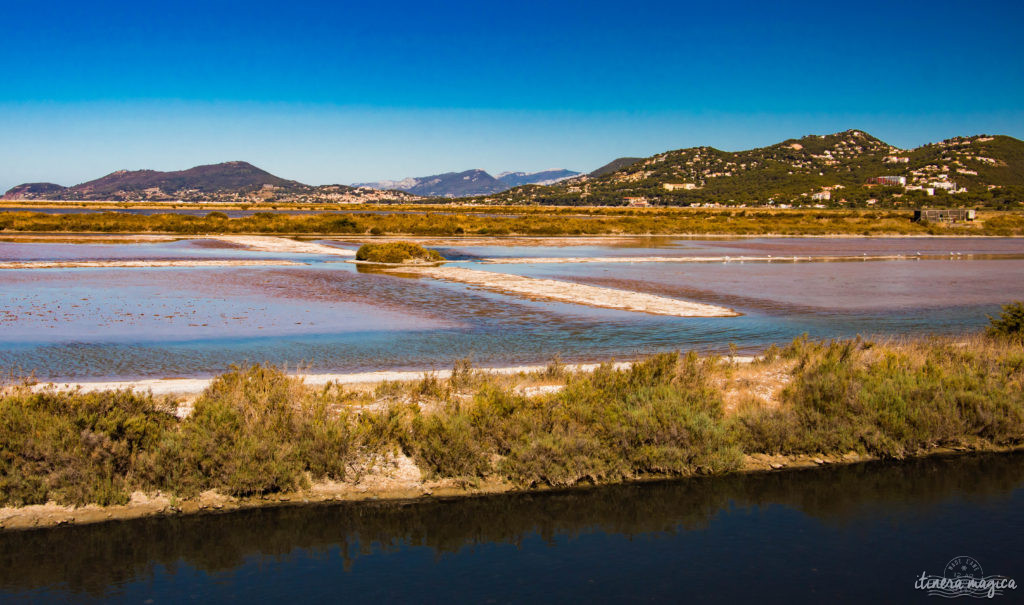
[481, 131, 1024, 209]
[3, 161, 421, 204]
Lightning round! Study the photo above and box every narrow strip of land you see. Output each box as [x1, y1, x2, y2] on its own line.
[209, 235, 356, 256]
[479, 254, 920, 264]
[34, 361, 645, 397]
[396, 266, 739, 317]
[0, 259, 305, 270]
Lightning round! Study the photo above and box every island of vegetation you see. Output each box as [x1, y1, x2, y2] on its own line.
[1, 303, 1021, 530]
[355, 242, 445, 264]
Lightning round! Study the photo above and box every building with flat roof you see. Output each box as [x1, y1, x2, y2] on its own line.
[865, 176, 907, 186]
[913, 208, 975, 222]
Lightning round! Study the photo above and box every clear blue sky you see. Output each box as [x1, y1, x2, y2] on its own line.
[2, 0, 1022, 191]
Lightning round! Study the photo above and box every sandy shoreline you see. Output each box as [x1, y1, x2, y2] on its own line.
[0, 259, 305, 270]
[395, 265, 739, 317]
[0, 234, 181, 243]
[477, 253, 920, 264]
[35, 361, 642, 397]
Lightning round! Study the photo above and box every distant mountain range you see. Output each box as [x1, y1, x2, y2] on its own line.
[495, 169, 581, 188]
[5, 131, 1022, 207]
[355, 169, 579, 198]
[2, 161, 419, 203]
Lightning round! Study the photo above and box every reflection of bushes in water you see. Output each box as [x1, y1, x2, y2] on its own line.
[0, 452, 1021, 596]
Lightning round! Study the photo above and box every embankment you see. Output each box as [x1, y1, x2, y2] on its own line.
[2, 335, 1022, 530]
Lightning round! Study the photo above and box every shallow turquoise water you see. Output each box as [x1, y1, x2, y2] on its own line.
[1, 237, 1022, 381]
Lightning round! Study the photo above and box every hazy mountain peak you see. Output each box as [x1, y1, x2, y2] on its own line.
[355, 168, 579, 197]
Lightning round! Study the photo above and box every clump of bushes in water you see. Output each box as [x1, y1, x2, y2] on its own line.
[1, 333, 1022, 507]
[355, 242, 444, 264]
[987, 301, 1024, 341]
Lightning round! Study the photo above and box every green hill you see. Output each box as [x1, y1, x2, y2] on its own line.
[588, 157, 643, 178]
[484, 131, 1024, 208]
[3, 162, 420, 204]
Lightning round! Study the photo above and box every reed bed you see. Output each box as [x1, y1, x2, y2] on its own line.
[2, 208, 1022, 236]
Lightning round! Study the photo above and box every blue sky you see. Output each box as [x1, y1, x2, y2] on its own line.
[2, 0, 1022, 191]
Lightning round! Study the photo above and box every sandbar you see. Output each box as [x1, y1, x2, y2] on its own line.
[395, 266, 739, 317]
[0, 259, 305, 270]
[209, 235, 356, 256]
[479, 254, 914, 264]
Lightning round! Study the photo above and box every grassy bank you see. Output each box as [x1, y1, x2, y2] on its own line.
[2, 331, 1022, 515]
[1, 207, 1023, 236]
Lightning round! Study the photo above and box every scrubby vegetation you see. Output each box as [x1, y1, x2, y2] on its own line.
[355, 242, 444, 264]
[482, 132, 1024, 209]
[406, 353, 741, 486]
[1, 206, 1023, 236]
[1, 334, 1022, 508]
[987, 301, 1024, 341]
[0, 389, 174, 506]
[736, 336, 1024, 458]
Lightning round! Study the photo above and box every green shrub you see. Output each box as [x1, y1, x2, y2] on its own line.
[355, 242, 445, 263]
[0, 388, 173, 506]
[143, 365, 359, 497]
[737, 338, 1024, 458]
[987, 301, 1024, 340]
[410, 405, 491, 478]
[403, 353, 743, 486]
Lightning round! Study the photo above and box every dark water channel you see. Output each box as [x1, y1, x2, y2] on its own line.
[1, 452, 1022, 603]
